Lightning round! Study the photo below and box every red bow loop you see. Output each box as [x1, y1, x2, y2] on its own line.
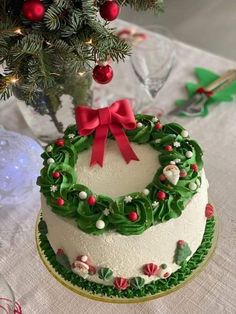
[75, 100, 139, 167]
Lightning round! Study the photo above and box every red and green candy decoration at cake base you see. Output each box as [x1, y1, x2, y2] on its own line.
[174, 240, 192, 266]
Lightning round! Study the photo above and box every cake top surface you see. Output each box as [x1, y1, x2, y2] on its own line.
[37, 112, 203, 236]
[76, 140, 160, 198]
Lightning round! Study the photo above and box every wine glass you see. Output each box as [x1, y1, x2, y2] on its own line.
[130, 25, 175, 113]
[0, 275, 15, 314]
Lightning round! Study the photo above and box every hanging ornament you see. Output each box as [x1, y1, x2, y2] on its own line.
[22, 0, 45, 22]
[100, 1, 120, 22]
[93, 64, 113, 84]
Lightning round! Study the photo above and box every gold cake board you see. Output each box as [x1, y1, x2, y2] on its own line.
[35, 210, 218, 304]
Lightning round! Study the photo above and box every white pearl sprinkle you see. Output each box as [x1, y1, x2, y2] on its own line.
[68, 133, 75, 139]
[155, 138, 161, 143]
[46, 145, 53, 152]
[143, 189, 150, 196]
[185, 151, 193, 158]
[181, 130, 189, 138]
[96, 220, 105, 230]
[189, 182, 197, 190]
[170, 161, 176, 165]
[137, 122, 143, 128]
[79, 191, 87, 200]
[81, 255, 88, 262]
[47, 158, 55, 164]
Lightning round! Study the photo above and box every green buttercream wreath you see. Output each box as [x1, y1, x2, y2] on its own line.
[37, 114, 203, 236]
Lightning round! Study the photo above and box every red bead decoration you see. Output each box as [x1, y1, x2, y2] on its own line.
[159, 174, 166, 181]
[164, 145, 173, 152]
[128, 211, 138, 222]
[191, 164, 198, 172]
[56, 198, 65, 206]
[157, 191, 167, 200]
[155, 122, 162, 130]
[55, 138, 65, 147]
[87, 195, 96, 206]
[143, 263, 159, 277]
[52, 171, 61, 179]
[22, 0, 45, 22]
[114, 277, 129, 290]
[100, 1, 120, 21]
[93, 64, 113, 84]
[205, 203, 214, 218]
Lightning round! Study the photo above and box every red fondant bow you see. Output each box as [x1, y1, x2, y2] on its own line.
[75, 99, 139, 167]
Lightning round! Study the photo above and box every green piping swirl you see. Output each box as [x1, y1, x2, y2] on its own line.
[38, 216, 215, 299]
[37, 115, 203, 235]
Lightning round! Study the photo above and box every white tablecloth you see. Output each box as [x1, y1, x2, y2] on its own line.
[1, 23, 236, 314]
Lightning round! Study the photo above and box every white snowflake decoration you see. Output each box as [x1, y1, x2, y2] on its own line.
[124, 195, 133, 203]
[103, 208, 110, 216]
[152, 201, 159, 208]
[152, 117, 159, 123]
[173, 141, 181, 148]
[50, 185, 58, 192]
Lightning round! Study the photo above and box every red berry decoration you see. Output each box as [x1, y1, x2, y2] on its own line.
[93, 64, 113, 84]
[155, 122, 162, 130]
[164, 145, 173, 152]
[22, 0, 45, 22]
[87, 195, 96, 206]
[191, 164, 198, 172]
[128, 211, 138, 222]
[205, 203, 214, 218]
[114, 277, 129, 290]
[100, 1, 120, 21]
[157, 191, 167, 200]
[52, 171, 61, 179]
[57, 248, 64, 255]
[55, 138, 65, 147]
[56, 198, 65, 206]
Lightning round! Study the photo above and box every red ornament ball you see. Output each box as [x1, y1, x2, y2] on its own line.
[56, 198, 65, 206]
[191, 164, 198, 172]
[55, 138, 65, 147]
[87, 195, 96, 206]
[52, 171, 61, 179]
[164, 145, 173, 152]
[22, 0, 45, 22]
[205, 203, 214, 218]
[100, 1, 120, 21]
[93, 64, 113, 84]
[128, 211, 139, 222]
[155, 122, 162, 130]
[157, 191, 167, 200]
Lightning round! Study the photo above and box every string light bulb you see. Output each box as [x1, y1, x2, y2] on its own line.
[85, 39, 93, 45]
[14, 28, 23, 35]
[10, 77, 19, 84]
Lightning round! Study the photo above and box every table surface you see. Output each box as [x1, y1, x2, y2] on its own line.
[1, 21, 236, 314]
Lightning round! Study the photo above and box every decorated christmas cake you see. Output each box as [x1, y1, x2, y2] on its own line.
[37, 100, 215, 301]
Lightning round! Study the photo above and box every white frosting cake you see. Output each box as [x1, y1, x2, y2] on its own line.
[42, 140, 208, 285]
